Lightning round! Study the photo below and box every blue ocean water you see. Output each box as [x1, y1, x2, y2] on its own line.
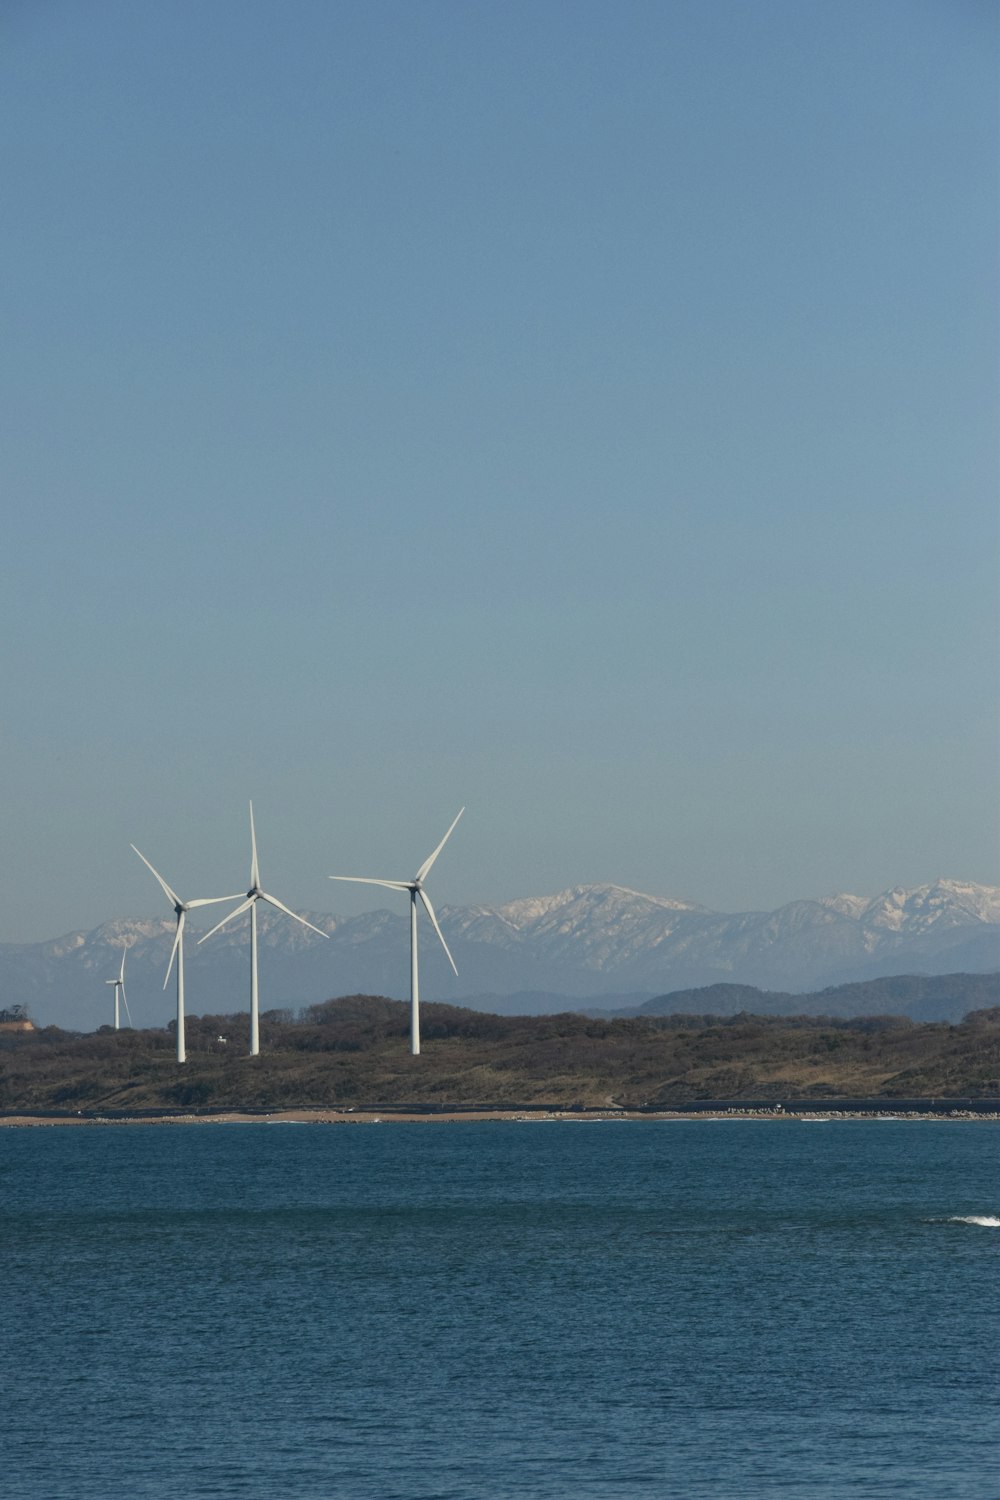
[1, 1120, 998, 1499]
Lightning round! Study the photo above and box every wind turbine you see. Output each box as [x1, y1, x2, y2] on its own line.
[105, 944, 133, 1030]
[329, 808, 464, 1056]
[198, 803, 328, 1056]
[130, 845, 243, 1064]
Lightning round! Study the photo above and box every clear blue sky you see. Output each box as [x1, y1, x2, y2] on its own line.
[1, 0, 997, 940]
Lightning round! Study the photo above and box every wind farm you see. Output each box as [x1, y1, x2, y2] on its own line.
[92, 805, 473, 1055]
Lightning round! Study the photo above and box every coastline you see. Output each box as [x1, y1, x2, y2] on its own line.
[3, 1106, 1000, 1127]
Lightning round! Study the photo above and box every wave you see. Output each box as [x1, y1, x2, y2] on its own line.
[941, 1215, 1000, 1228]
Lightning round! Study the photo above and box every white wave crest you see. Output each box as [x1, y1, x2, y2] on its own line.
[945, 1215, 1000, 1228]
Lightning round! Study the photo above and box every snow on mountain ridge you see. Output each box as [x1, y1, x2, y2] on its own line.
[33, 880, 996, 955]
[494, 884, 709, 931]
[859, 879, 1000, 932]
[5, 878, 997, 1032]
[816, 893, 868, 920]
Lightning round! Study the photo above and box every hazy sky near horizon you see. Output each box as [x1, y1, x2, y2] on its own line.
[1, 0, 997, 941]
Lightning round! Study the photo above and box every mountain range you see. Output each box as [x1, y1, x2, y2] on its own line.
[2, 877, 997, 1032]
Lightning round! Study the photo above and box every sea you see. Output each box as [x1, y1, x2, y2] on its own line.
[1, 1120, 998, 1499]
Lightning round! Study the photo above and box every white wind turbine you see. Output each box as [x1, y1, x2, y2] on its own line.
[330, 809, 464, 1056]
[105, 944, 133, 1030]
[130, 846, 243, 1064]
[199, 802, 328, 1056]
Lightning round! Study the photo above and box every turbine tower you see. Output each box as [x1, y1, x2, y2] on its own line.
[199, 803, 328, 1056]
[330, 808, 464, 1056]
[130, 846, 242, 1064]
[105, 944, 133, 1030]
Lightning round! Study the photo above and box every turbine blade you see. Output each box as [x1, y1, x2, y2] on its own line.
[259, 892, 329, 938]
[328, 876, 411, 891]
[185, 894, 246, 908]
[119, 947, 127, 983]
[249, 801, 260, 888]
[131, 845, 180, 908]
[415, 807, 464, 883]
[164, 912, 184, 990]
[417, 887, 458, 976]
[121, 987, 133, 1028]
[198, 896, 255, 943]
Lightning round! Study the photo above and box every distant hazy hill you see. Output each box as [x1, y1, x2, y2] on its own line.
[2, 877, 997, 1031]
[631, 973, 1000, 1025]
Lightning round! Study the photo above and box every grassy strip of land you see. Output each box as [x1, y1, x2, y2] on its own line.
[2, 995, 1000, 1114]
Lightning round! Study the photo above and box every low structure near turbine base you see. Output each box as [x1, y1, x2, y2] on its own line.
[0, 1004, 35, 1033]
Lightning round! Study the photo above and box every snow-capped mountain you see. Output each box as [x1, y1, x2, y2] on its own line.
[2, 878, 997, 1032]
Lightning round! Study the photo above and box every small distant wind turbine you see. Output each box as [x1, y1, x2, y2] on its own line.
[130, 846, 243, 1064]
[105, 944, 133, 1031]
[199, 803, 328, 1056]
[329, 809, 464, 1056]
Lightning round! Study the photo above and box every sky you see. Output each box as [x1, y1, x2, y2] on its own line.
[1, 0, 997, 942]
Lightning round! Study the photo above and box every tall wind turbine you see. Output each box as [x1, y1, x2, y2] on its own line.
[130, 846, 243, 1064]
[198, 803, 328, 1056]
[105, 944, 133, 1030]
[330, 808, 464, 1056]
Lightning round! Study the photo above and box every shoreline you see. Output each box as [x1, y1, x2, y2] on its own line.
[3, 1106, 1000, 1127]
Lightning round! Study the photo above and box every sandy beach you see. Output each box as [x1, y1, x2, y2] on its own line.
[3, 1106, 999, 1127]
